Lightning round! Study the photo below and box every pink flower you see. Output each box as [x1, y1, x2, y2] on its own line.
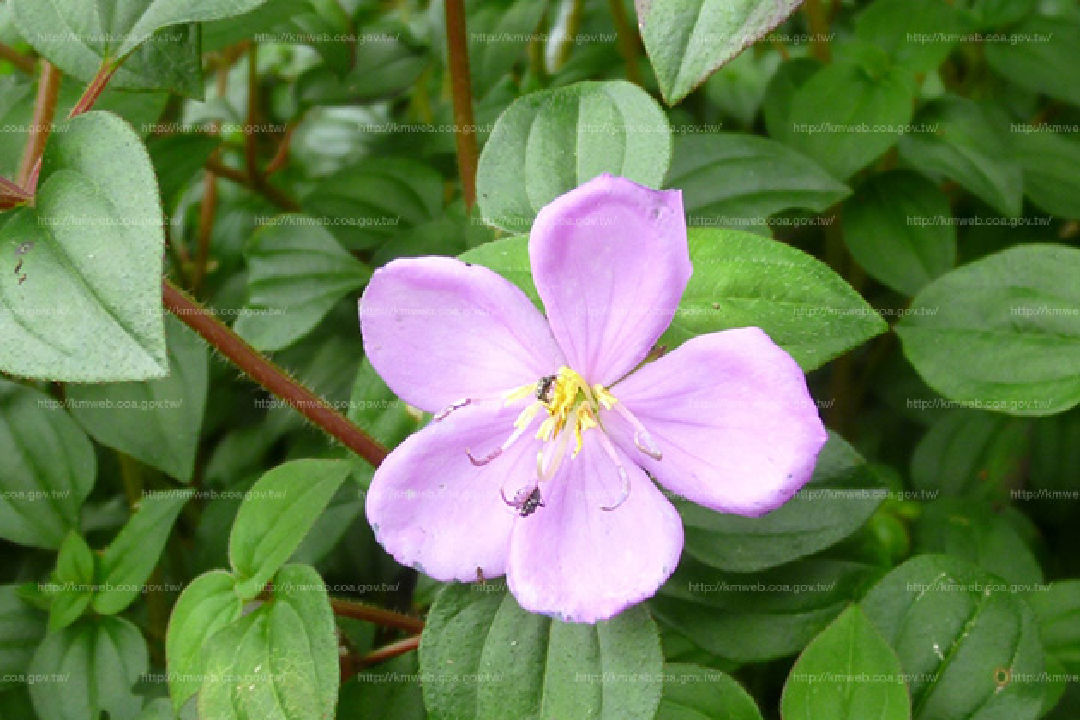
[360, 175, 827, 623]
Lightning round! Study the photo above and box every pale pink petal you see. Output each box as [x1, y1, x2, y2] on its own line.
[506, 432, 683, 623]
[606, 327, 828, 517]
[529, 174, 690, 386]
[360, 257, 563, 413]
[365, 403, 539, 581]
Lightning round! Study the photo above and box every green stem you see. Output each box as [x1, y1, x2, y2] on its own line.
[444, 0, 479, 210]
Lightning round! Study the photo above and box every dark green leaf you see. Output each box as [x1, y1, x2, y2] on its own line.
[1027, 581, 1080, 672]
[656, 663, 763, 720]
[985, 14, 1080, 108]
[854, 0, 973, 74]
[1016, 131, 1080, 219]
[0, 585, 47, 690]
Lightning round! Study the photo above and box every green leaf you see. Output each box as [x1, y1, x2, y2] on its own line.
[476, 80, 672, 232]
[665, 133, 851, 226]
[457, 235, 538, 306]
[0, 380, 95, 549]
[28, 616, 148, 720]
[1016, 131, 1080, 219]
[147, 134, 221, 212]
[912, 499, 1043, 586]
[0, 585, 47, 690]
[656, 663, 763, 720]
[270, 565, 340, 719]
[420, 583, 663, 720]
[165, 570, 243, 711]
[0, 111, 167, 381]
[66, 316, 209, 483]
[301, 158, 443, 251]
[668, 228, 887, 371]
[842, 170, 957, 296]
[958, 0, 1037, 27]
[854, 0, 973, 74]
[347, 357, 421, 450]
[785, 52, 916, 179]
[636, 0, 803, 105]
[469, 0, 549, 94]
[198, 569, 339, 720]
[898, 97, 1022, 217]
[340, 654, 425, 720]
[678, 434, 883, 572]
[861, 555, 1045, 720]
[233, 217, 371, 352]
[1027, 581, 1080, 673]
[781, 605, 910, 720]
[48, 531, 95, 632]
[229, 459, 351, 599]
[93, 488, 194, 615]
[651, 557, 877, 662]
[985, 14, 1080, 108]
[896, 244, 1080, 416]
[910, 410, 1031, 499]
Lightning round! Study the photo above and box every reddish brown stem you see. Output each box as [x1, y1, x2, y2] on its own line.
[161, 279, 388, 467]
[245, 44, 260, 182]
[0, 42, 35, 75]
[265, 121, 298, 176]
[18, 60, 62, 192]
[803, 0, 831, 63]
[191, 169, 218, 295]
[356, 635, 421, 669]
[444, 0, 479, 210]
[0, 176, 31, 208]
[69, 61, 118, 119]
[608, 0, 643, 85]
[205, 157, 300, 211]
[331, 598, 425, 633]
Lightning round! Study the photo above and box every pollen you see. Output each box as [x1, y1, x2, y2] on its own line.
[535, 366, 602, 456]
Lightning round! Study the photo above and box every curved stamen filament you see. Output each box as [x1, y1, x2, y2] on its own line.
[465, 403, 540, 466]
[434, 382, 536, 422]
[609, 402, 662, 460]
[596, 431, 631, 512]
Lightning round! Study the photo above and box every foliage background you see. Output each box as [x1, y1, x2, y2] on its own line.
[0, 0, 1078, 718]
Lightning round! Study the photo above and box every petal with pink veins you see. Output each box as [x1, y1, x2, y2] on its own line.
[360, 256, 563, 413]
[529, 174, 690, 386]
[365, 402, 540, 581]
[606, 327, 828, 517]
[507, 432, 684, 623]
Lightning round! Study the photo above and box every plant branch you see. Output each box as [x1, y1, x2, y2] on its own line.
[0, 176, 31, 209]
[803, 0, 831, 63]
[0, 42, 35, 75]
[161, 279, 388, 467]
[330, 598, 425, 633]
[245, 43, 260, 182]
[17, 60, 62, 192]
[608, 0, 643, 85]
[444, 0, 479, 210]
[204, 157, 301, 211]
[356, 635, 421, 669]
[69, 60, 118, 118]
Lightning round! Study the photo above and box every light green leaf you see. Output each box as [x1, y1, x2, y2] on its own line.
[234, 217, 371, 352]
[861, 555, 1045, 720]
[165, 570, 243, 712]
[896, 244, 1080, 416]
[93, 488, 194, 615]
[677, 434, 883, 572]
[898, 97, 1022, 217]
[785, 52, 916, 179]
[48, 531, 95, 632]
[656, 663, 763, 720]
[781, 605, 910, 720]
[420, 583, 663, 720]
[0, 111, 167, 381]
[271, 565, 340, 719]
[28, 616, 148, 720]
[842, 170, 957, 296]
[668, 228, 887, 371]
[665, 133, 851, 226]
[67, 316, 209, 482]
[229, 459, 351, 598]
[637, 0, 803, 105]
[477, 80, 672, 232]
[0, 380, 95, 549]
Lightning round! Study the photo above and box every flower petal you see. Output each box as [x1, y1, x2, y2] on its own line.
[606, 327, 828, 517]
[507, 432, 683, 623]
[529, 174, 690, 386]
[360, 256, 563, 413]
[365, 402, 539, 581]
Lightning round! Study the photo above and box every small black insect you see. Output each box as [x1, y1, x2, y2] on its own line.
[535, 374, 557, 403]
[503, 486, 545, 517]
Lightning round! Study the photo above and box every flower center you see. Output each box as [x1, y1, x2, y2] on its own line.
[434, 366, 661, 517]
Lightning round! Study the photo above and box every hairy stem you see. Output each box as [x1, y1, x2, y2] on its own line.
[17, 60, 61, 190]
[356, 635, 421, 669]
[161, 279, 388, 467]
[0, 42, 35, 75]
[330, 598, 425, 633]
[444, 0, 479, 210]
[68, 60, 118, 118]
